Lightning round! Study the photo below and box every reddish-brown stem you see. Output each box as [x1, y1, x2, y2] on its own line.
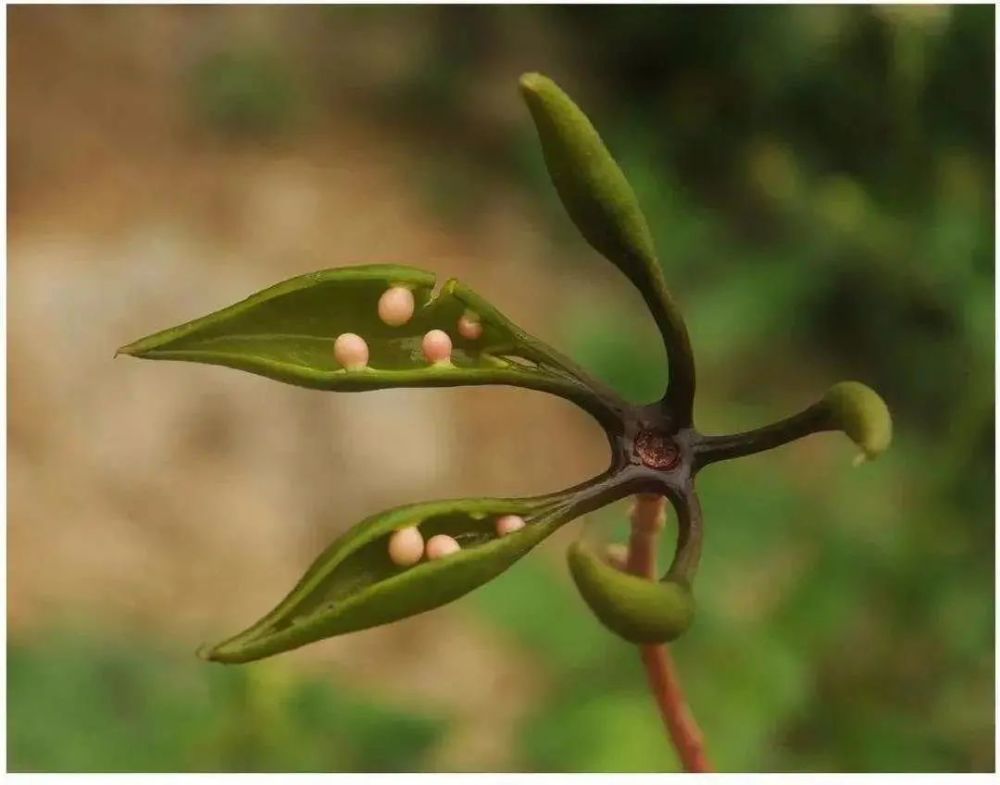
[626, 494, 713, 773]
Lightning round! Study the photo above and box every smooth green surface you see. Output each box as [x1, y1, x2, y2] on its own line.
[822, 381, 893, 462]
[118, 264, 615, 423]
[519, 72, 696, 419]
[207, 495, 575, 663]
[519, 73, 660, 288]
[567, 541, 694, 643]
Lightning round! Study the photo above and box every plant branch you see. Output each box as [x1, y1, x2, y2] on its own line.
[626, 494, 712, 773]
[645, 274, 696, 428]
[693, 402, 831, 469]
[662, 488, 704, 586]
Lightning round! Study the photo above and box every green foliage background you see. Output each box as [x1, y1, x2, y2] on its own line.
[8, 4, 993, 773]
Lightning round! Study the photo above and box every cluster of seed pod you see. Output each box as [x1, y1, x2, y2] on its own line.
[387, 514, 526, 567]
[333, 286, 484, 371]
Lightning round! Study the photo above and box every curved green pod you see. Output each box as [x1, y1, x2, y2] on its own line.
[566, 541, 694, 644]
[204, 495, 582, 664]
[117, 264, 624, 427]
[519, 73, 659, 288]
[822, 381, 892, 463]
[519, 72, 696, 422]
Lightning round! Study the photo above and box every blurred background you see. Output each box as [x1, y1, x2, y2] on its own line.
[7, 4, 994, 773]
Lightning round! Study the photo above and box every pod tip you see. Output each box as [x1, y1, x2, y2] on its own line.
[518, 72, 549, 96]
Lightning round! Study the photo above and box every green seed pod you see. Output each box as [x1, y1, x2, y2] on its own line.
[117, 264, 624, 429]
[519, 72, 696, 422]
[519, 72, 658, 291]
[566, 541, 695, 644]
[821, 381, 893, 463]
[205, 495, 581, 664]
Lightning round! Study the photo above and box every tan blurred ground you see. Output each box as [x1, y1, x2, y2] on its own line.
[8, 6, 627, 770]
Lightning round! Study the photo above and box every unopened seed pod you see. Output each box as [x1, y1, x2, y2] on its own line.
[821, 381, 892, 462]
[519, 72, 659, 289]
[567, 541, 694, 644]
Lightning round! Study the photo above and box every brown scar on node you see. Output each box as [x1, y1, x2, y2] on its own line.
[634, 429, 681, 470]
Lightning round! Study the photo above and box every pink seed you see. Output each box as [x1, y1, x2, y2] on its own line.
[388, 527, 424, 567]
[334, 333, 369, 370]
[422, 329, 453, 364]
[496, 515, 526, 536]
[426, 534, 461, 560]
[378, 286, 415, 327]
[457, 312, 483, 340]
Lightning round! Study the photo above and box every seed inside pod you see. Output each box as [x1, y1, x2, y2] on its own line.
[422, 329, 453, 364]
[426, 534, 461, 560]
[388, 526, 424, 567]
[378, 286, 415, 327]
[457, 311, 483, 340]
[334, 333, 369, 370]
[496, 515, 526, 536]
